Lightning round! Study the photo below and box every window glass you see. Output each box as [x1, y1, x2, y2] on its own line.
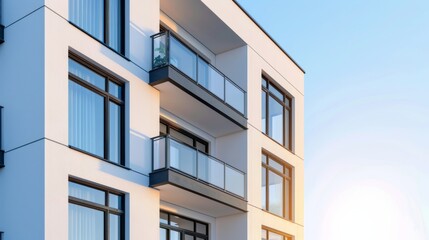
[109, 214, 121, 240]
[185, 235, 194, 240]
[160, 228, 167, 240]
[269, 83, 284, 101]
[170, 36, 197, 80]
[196, 223, 207, 235]
[269, 231, 284, 240]
[69, 81, 105, 157]
[160, 122, 168, 135]
[261, 91, 267, 133]
[109, 102, 121, 164]
[109, 81, 122, 99]
[269, 158, 284, 173]
[170, 215, 194, 231]
[196, 141, 207, 152]
[69, 204, 104, 240]
[69, 182, 105, 205]
[261, 229, 267, 240]
[69, 0, 104, 42]
[108, 0, 123, 51]
[169, 230, 180, 240]
[262, 78, 268, 88]
[170, 128, 194, 146]
[262, 154, 267, 164]
[268, 96, 284, 144]
[285, 109, 291, 149]
[160, 212, 169, 224]
[268, 171, 284, 216]
[261, 169, 266, 210]
[69, 59, 105, 90]
[109, 193, 122, 209]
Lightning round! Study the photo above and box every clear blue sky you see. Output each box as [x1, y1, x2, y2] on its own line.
[236, 0, 429, 239]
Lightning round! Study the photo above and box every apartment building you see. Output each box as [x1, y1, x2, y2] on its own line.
[0, 0, 305, 239]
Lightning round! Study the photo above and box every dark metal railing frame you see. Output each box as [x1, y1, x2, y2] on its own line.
[152, 134, 247, 199]
[151, 31, 247, 117]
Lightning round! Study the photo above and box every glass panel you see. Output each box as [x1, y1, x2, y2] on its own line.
[68, 203, 104, 240]
[160, 228, 167, 240]
[285, 178, 291, 220]
[269, 83, 284, 101]
[109, 81, 122, 99]
[169, 139, 197, 176]
[285, 109, 291, 150]
[262, 91, 267, 133]
[261, 154, 267, 164]
[153, 34, 168, 68]
[225, 166, 245, 197]
[153, 138, 166, 170]
[284, 96, 291, 107]
[170, 36, 197, 80]
[170, 215, 194, 231]
[185, 235, 194, 240]
[198, 153, 224, 189]
[69, 182, 105, 205]
[69, 81, 104, 158]
[109, 193, 122, 209]
[109, 214, 121, 240]
[169, 230, 180, 240]
[261, 169, 266, 210]
[69, 0, 104, 42]
[268, 231, 284, 240]
[170, 129, 194, 147]
[261, 229, 267, 240]
[269, 96, 284, 145]
[109, 102, 121, 164]
[197, 59, 224, 99]
[268, 171, 284, 217]
[262, 78, 268, 88]
[160, 122, 168, 135]
[197, 238, 205, 240]
[108, 0, 123, 52]
[196, 223, 207, 235]
[160, 212, 169, 224]
[268, 158, 284, 173]
[69, 59, 106, 90]
[225, 79, 245, 114]
[196, 141, 207, 153]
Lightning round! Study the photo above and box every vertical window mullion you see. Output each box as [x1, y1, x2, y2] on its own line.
[105, 95, 110, 160]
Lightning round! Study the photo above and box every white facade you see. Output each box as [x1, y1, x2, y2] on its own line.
[0, 0, 304, 239]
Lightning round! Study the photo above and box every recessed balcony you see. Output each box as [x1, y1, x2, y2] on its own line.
[150, 135, 247, 217]
[150, 31, 247, 137]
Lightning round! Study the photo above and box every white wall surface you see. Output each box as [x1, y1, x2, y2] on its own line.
[0, 140, 45, 240]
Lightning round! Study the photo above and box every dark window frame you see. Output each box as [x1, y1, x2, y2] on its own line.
[68, 52, 126, 166]
[69, 0, 126, 55]
[262, 226, 293, 240]
[160, 211, 209, 240]
[262, 75, 293, 150]
[261, 151, 293, 220]
[68, 177, 126, 240]
[160, 119, 209, 154]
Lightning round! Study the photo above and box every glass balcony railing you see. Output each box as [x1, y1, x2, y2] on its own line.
[152, 135, 246, 199]
[152, 31, 247, 116]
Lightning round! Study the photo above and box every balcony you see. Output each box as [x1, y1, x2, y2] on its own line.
[0, 106, 3, 168]
[150, 135, 247, 217]
[150, 31, 247, 137]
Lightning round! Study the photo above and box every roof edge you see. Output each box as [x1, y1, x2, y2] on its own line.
[232, 0, 306, 74]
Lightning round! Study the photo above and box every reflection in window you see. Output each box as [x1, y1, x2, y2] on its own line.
[261, 76, 292, 149]
[261, 152, 293, 220]
[68, 56, 125, 165]
[69, 180, 124, 240]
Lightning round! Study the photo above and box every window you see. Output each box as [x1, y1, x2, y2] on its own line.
[68, 54, 125, 165]
[262, 76, 292, 150]
[69, 0, 125, 54]
[68, 179, 125, 240]
[160, 211, 208, 240]
[261, 152, 292, 220]
[160, 120, 209, 153]
[261, 227, 292, 240]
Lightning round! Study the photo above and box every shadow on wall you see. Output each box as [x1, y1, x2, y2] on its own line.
[98, 129, 152, 186]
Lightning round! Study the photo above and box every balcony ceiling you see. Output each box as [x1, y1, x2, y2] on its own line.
[160, 0, 246, 54]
